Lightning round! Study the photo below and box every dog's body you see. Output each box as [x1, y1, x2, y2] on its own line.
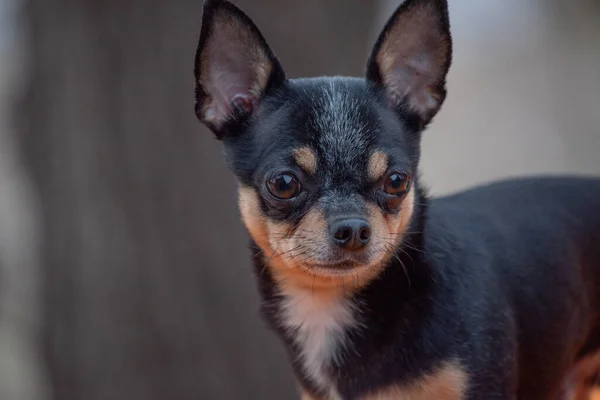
[193, 0, 600, 398]
[255, 177, 600, 400]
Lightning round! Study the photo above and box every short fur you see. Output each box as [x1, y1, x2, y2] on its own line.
[193, 0, 600, 399]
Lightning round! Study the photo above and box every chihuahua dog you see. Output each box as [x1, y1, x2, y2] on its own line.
[193, 0, 600, 398]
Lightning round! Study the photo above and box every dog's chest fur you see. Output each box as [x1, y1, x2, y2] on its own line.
[279, 286, 360, 395]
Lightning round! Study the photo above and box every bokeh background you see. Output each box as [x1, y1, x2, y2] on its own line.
[0, 0, 598, 399]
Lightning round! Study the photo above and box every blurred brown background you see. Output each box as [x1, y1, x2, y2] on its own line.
[0, 0, 598, 399]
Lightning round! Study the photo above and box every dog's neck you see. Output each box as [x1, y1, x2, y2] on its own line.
[250, 191, 434, 396]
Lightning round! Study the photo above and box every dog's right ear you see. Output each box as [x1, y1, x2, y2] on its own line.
[194, 0, 285, 138]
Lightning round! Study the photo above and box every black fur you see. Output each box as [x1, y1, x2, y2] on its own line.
[194, 0, 600, 399]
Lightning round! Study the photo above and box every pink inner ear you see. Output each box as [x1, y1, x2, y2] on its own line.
[202, 49, 261, 124]
[198, 13, 273, 128]
[384, 51, 443, 114]
[375, 2, 450, 118]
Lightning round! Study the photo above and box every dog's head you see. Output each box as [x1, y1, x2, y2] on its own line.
[194, 0, 452, 290]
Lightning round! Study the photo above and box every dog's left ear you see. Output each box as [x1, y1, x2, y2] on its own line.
[367, 0, 452, 127]
[194, 0, 285, 138]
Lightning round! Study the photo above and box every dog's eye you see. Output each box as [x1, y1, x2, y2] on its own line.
[383, 172, 411, 196]
[266, 173, 301, 200]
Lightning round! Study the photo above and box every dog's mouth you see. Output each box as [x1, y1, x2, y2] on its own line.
[301, 252, 377, 275]
[289, 245, 386, 275]
[311, 261, 359, 271]
[303, 262, 371, 278]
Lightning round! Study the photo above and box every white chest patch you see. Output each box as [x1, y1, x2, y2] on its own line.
[280, 287, 359, 395]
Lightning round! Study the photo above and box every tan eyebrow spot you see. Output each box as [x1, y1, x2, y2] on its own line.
[368, 150, 389, 181]
[294, 147, 318, 174]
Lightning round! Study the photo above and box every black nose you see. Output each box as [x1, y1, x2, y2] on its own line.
[331, 218, 371, 251]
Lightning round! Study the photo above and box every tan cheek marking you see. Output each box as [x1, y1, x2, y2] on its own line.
[296, 207, 328, 238]
[361, 361, 468, 400]
[238, 185, 269, 251]
[367, 189, 415, 267]
[238, 186, 351, 292]
[266, 207, 328, 269]
[238, 185, 288, 272]
[368, 151, 389, 182]
[287, 207, 329, 253]
[294, 147, 318, 175]
[389, 188, 415, 238]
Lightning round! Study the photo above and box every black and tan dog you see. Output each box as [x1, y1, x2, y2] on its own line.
[193, 0, 600, 398]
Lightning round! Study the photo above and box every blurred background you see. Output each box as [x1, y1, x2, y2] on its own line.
[0, 0, 598, 399]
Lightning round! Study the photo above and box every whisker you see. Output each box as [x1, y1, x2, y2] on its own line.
[401, 240, 425, 254]
[385, 244, 412, 289]
[396, 245, 415, 265]
[229, 263, 248, 277]
[386, 231, 423, 236]
[288, 248, 312, 262]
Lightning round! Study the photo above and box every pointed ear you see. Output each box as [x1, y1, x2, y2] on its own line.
[194, 0, 285, 138]
[367, 0, 452, 127]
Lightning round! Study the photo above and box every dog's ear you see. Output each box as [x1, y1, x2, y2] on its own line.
[367, 0, 452, 127]
[194, 0, 285, 138]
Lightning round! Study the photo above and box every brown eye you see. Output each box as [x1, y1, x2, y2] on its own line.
[383, 172, 411, 196]
[266, 173, 301, 200]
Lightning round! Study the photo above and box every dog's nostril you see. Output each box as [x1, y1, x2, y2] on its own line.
[359, 226, 371, 241]
[334, 227, 352, 242]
